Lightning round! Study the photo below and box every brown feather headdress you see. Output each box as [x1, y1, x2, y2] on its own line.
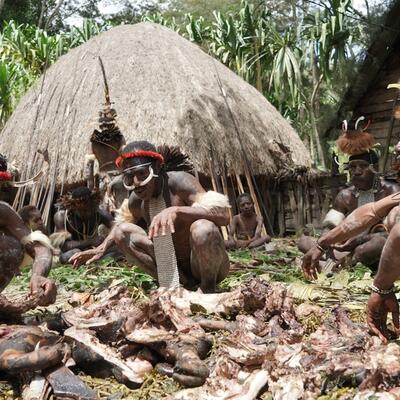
[61, 187, 102, 210]
[157, 145, 194, 173]
[336, 117, 375, 156]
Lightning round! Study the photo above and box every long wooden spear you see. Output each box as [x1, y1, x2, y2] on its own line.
[211, 59, 275, 236]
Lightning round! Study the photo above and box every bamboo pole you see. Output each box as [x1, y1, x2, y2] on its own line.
[235, 174, 244, 194]
[277, 190, 285, 235]
[243, 166, 267, 236]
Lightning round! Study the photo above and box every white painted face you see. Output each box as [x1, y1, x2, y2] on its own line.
[122, 163, 159, 190]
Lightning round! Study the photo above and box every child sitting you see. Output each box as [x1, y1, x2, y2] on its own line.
[225, 193, 270, 249]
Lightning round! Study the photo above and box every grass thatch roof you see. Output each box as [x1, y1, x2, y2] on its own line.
[0, 23, 311, 185]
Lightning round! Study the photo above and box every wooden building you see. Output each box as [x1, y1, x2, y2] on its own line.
[324, 1, 400, 171]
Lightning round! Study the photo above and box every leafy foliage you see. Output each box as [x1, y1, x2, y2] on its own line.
[0, 0, 383, 166]
[7, 257, 155, 295]
[0, 19, 108, 124]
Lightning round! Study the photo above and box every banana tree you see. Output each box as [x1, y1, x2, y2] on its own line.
[0, 61, 22, 124]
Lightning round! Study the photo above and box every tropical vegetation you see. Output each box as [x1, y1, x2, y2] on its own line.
[0, 0, 392, 167]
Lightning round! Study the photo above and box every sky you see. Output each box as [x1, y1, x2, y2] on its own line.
[66, 0, 378, 26]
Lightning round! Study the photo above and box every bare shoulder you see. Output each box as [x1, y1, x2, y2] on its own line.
[231, 214, 240, 223]
[335, 187, 354, 202]
[128, 192, 143, 213]
[167, 171, 205, 197]
[98, 208, 114, 226]
[0, 201, 13, 214]
[0, 201, 15, 223]
[381, 179, 400, 195]
[0, 201, 29, 238]
[168, 171, 203, 190]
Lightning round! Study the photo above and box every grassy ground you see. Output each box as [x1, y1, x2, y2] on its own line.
[0, 238, 383, 399]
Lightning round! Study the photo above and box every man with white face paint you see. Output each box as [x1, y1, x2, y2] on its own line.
[71, 141, 231, 293]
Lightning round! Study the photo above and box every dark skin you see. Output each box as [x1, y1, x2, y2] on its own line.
[86, 139, 127, 208]
[25, 209, 47, 234]
[54, 205, 113, 253]
[0, 325, 67, 372]
[71, 159, 230, 293]
[225, 197, 270, 249]
[332, 160, 398, 216]
[91, 139, 125, 173]
[302, 192, 400, 343]
[0, 202, 56, 306]
[299, 160, 399, 267]
[0, 182, 17, 206]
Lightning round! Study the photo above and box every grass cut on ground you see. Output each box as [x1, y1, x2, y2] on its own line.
[0, 238, 386, 399]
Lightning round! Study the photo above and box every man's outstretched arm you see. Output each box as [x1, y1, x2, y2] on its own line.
[302, 193, 400, 280]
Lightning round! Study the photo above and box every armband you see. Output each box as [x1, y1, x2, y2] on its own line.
[371, 284, 394, 295]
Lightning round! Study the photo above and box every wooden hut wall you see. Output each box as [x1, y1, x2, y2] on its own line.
[352, 40, 400, 170]
[200, 172, 346, 236]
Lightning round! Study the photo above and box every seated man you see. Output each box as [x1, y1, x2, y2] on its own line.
[298, 150, 399, 268]
[71, 141, 230, 293]
[52, 187, 114, 264]
[0, 201, 56, 310]
[19, 205, 47, 234]
[302, 192, 400, 343]
[225, 193, 270, 250]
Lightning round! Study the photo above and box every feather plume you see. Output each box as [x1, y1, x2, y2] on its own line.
[336, 131, 375, 156]
[91, 57, 123, 144]
[157, 145, 193, 172]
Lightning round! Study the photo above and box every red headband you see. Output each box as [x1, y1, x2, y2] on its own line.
[0, 171, 11, 181]
[115, 151, 164, 169]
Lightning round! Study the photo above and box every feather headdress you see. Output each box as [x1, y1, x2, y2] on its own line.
[336, 116, 375, 156]
[91, 57, 123, 145]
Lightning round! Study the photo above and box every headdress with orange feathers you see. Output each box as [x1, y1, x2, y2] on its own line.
[336, 116, 378, 164]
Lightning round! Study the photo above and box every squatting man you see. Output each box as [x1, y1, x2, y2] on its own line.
[0, 201, 56, 309]
[72, 141, 230, 293]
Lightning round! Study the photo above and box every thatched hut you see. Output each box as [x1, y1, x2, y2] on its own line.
[1, 22, 313, 232]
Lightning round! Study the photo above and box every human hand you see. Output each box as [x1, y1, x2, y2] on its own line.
[367, 292, 399, 344]
[333, 235, 369, 252]
[301, 246, 324, 280]
[235, 239, 251, 248]
[30, 276, 57, 306]
[69, 248, 103, 267]
[333, 238, 360, 252]
[148, 207, 178, 239]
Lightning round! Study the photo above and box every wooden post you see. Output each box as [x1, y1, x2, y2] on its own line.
[235, 174, 244, 194]
[297, 179, 305, 231]
[243, 165, 268, 236]
[277, 189, 285, 235]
